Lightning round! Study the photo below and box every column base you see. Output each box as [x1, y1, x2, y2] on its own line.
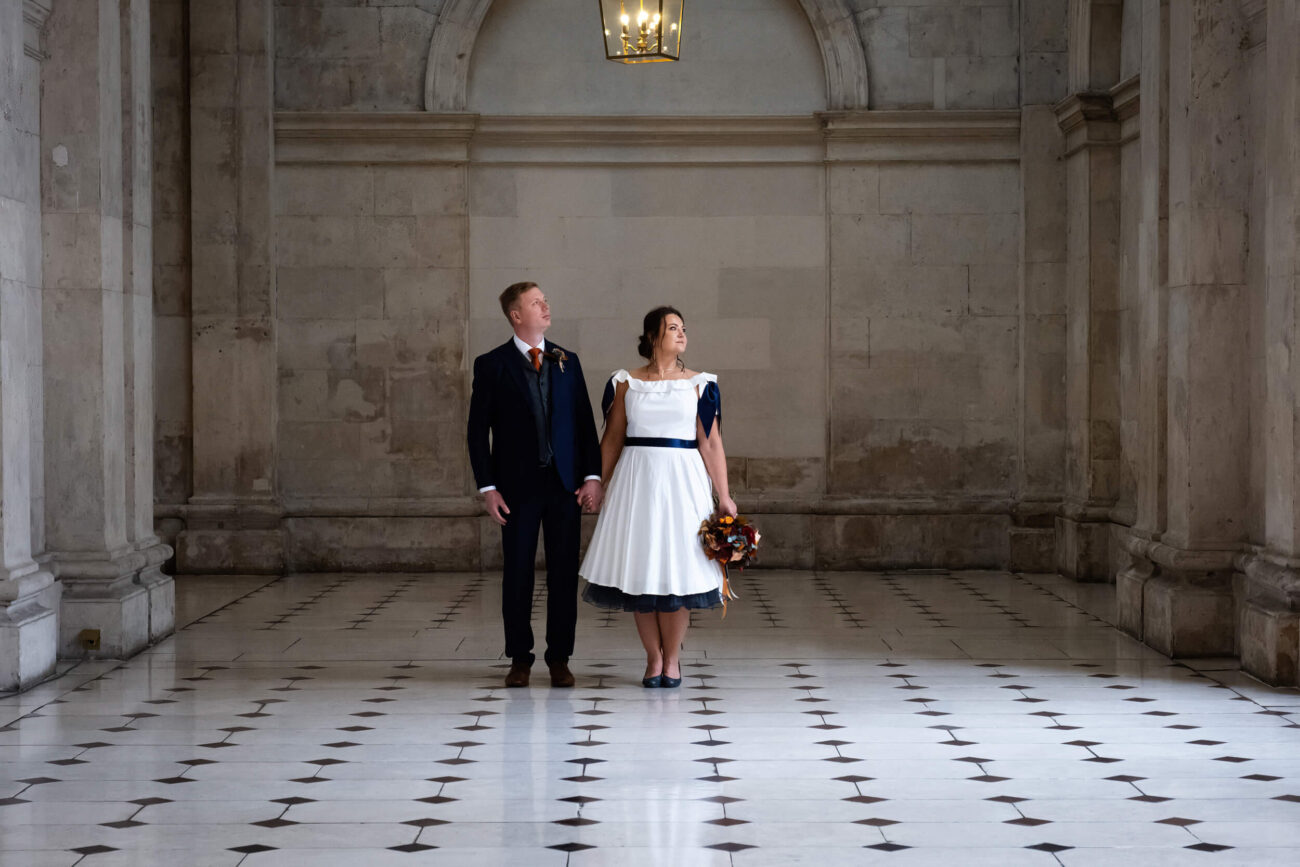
[56, 541, 174, 658]
[1116, 534, 1236, 656]
[1235, 554, 1300, 687]
[0, 565, 61, 691]
[1055, 514, 1113, 582]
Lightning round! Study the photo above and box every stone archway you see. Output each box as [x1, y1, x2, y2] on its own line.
[424, 0, 869, 112]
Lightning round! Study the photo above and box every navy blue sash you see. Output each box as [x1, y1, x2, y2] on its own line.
[625, 437, 697, 449]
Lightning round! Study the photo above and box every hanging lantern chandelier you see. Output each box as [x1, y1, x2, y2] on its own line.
[598, 1, 684, 64]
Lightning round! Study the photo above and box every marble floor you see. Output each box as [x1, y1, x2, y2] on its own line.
[2, 570, 1299, 866]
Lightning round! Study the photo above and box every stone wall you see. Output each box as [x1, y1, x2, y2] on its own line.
[851, 0, 1045, 109]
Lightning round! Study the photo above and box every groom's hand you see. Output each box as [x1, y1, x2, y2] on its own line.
[483, 490, 510, 526]
[576, 480, 603, 513]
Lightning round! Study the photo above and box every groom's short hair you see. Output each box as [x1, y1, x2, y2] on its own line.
[499, 282, 539, 320]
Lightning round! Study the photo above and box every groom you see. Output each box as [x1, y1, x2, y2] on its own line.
[467, 282, 604, 688]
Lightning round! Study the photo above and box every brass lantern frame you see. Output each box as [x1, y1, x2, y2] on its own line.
[597, 0, 684, 64]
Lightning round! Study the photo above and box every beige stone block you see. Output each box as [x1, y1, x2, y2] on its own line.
[907, 7, 981, 58]
[577, 318, 649, 375]
[829, 317, 872, 370]
[275, 7, 381, 60]
[828, 165, 880, 216]
[832, 265, 968, 318]
[945, 56, 1019, 109]
[355, 319, 464, 371]
[517, 168, 613, 218]
[154, 315, 191, 424]
[386, 369, 464, 421]
[722, 415, 824, 459]
[980, 5, 1018, 57]
[1023, 0, 1068, 53]
[284, 516, 479, 571]
[275, 216, 361, 268]
[858, 7, 935, 109]
[830, 214, 911, 266]
[769, 318, 827, 372]
[386, 420, 465, 461]
[374, 167, 466, 217]
[469, 217, 566, 270]
[384, 268, 467, 320]
[1023, 51, 1067, 106]
[723, 369, 824, 425]
[469, 168, 517, 218]
[968, 264, 1018, 315]
[280, 459, 375, 498]
[678, 318, 771, 371]
[611, 166, 823, 218]
[879, 164, 1020, 216]
[746, 458, 825, 494]
[911, 214, 1019, 266]
[367, 216, 467, 270]
[273, 58, 356, 111]
[368, 456, 468, 498]
[279, 319, 357, 371]
[278, 267, 384, 320]
[717, 267, 826, 319]
[279, 422, 362, 462]
[276, 166, 373, 216]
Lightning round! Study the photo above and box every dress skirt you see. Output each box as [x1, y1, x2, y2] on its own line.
[579, 443, 723, 612]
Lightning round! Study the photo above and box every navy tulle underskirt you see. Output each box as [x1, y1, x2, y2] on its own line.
[582, 582, 722, 613]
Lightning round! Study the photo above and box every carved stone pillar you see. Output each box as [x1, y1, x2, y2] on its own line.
[1239, 0, 1300, 686]
[41, 0, 173, 658]
[174, 0, 284, 572]
[1055, 92, 1122, 581]
[1119, 0, 1248, 657]
[0, 0, 59, 690]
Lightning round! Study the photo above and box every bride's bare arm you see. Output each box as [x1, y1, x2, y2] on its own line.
[600, 382, 629, 483]
[696, 416, 736, 516]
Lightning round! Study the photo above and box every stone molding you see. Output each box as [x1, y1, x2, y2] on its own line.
[22, 0, 51, 60]
[1235, 549, 1300, 605]
[1054, 92, 1120, 156]
[423, 0, 870, 112]
[1119, 529, 1239, 573]
[275, 112, 478, 164]
[472, 114, 825, 164]
[274, 111, 1022, 165]
[820, 110, 1021, 162]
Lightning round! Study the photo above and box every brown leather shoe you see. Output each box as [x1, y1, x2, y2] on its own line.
[548, 662, 575, 688]
[504, 663, 530, 688]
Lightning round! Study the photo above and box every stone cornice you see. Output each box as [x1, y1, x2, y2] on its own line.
[1110, 75, 1140, 122]
[22, 0, 52, 61]
[274, 112, 478, 164]
[472, 115, 825, 164]
[1054, 92, 1120, 156]
[819, 110, 1021, 162]
[275, 110, 1029, 165]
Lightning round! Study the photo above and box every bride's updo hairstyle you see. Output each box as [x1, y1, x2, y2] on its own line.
[638, 305, 685, 361]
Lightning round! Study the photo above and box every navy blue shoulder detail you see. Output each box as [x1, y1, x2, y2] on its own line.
[601, 378, 616, 418]
[698, 381, 721, 439]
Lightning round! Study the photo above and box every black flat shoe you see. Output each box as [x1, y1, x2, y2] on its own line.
[642, 675, 662, 688]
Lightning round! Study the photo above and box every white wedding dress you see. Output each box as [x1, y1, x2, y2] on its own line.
[580, 370, 723, 612]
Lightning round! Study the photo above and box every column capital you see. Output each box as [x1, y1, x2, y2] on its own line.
[22, 0, 52, 60]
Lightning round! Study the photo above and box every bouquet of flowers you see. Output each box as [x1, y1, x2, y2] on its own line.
[698, 513, 761, 616]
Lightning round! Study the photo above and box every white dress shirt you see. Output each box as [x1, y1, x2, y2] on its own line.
[478, 336, 601, 494]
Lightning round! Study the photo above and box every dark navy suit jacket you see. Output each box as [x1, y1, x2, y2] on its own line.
[467, 339, 602, 499]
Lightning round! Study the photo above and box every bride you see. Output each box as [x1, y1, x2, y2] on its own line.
[579, 306, 737, 688]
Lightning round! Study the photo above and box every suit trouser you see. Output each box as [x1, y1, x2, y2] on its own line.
[500, 466, 580, 666]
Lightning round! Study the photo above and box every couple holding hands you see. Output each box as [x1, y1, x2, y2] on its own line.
[467, 282, 735, 690]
